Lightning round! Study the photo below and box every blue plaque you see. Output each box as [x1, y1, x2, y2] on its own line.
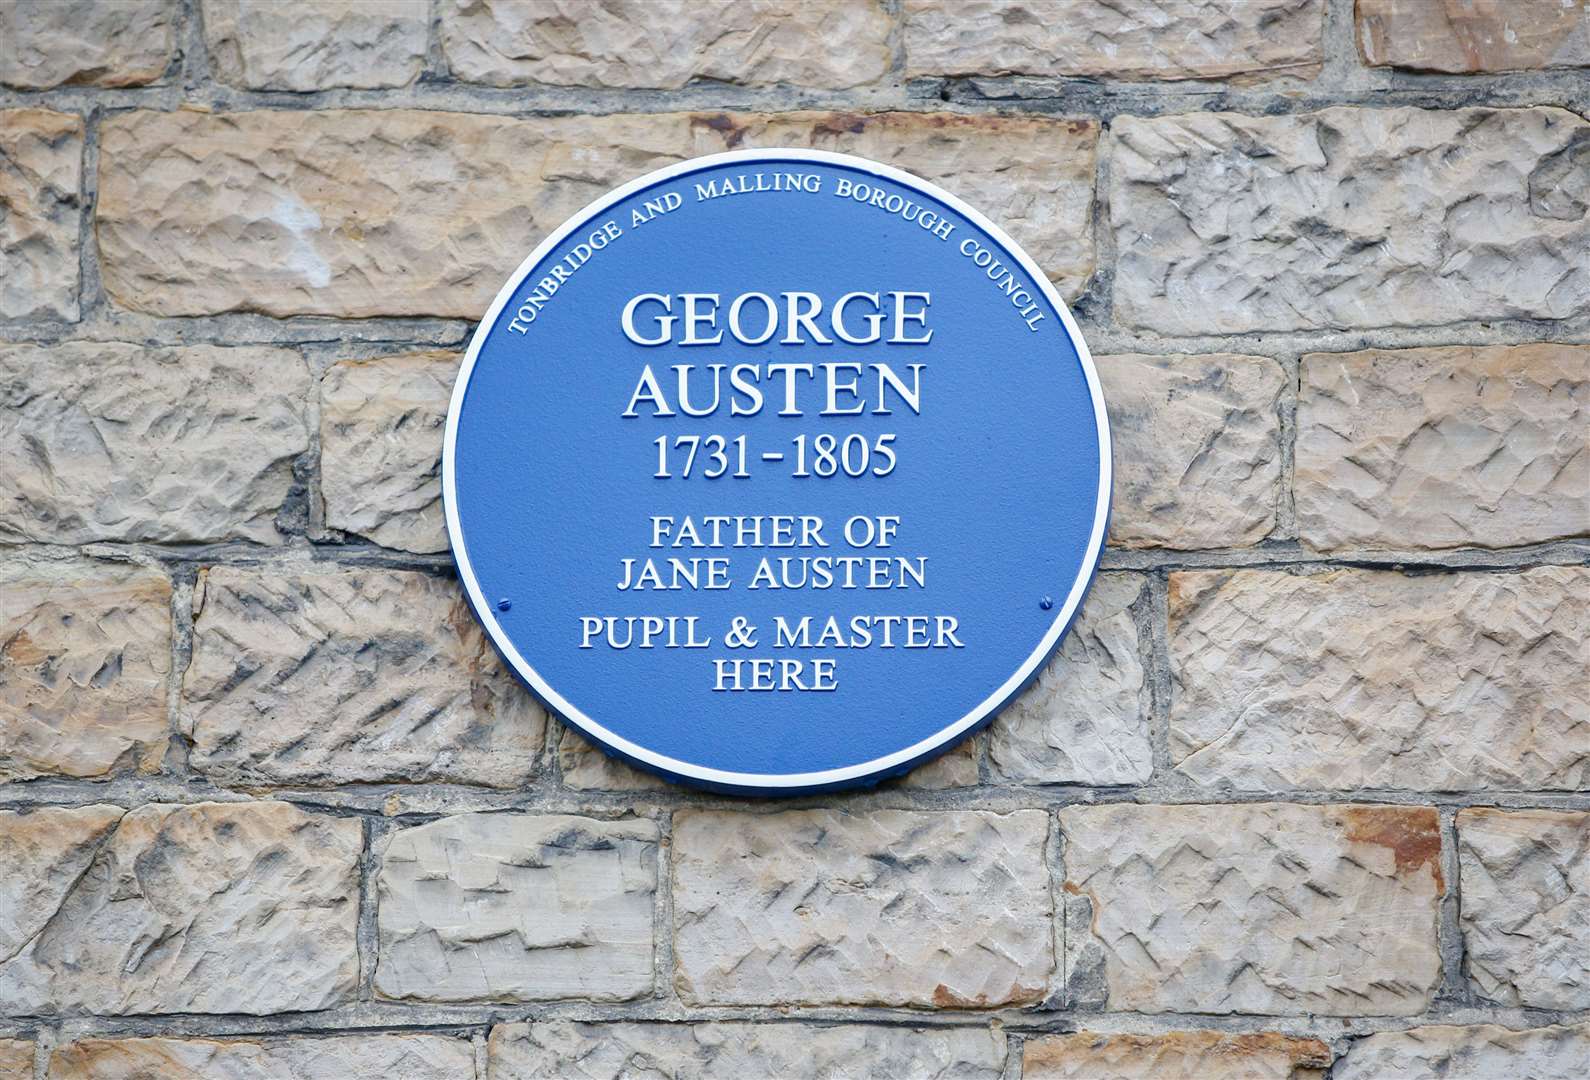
[445, 149, 1110, 794]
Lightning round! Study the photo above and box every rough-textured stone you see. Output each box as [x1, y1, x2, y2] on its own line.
[0, 109, 81, 321]
[0, 1040, 31, 1075]
[0, 0, 175, 88]
[989, 574, 1150, 785]
[1060, 803, 1444, 1014]
[1023, 1032, 1332, 1080]
[183, 565, 543, 787]
[1297, 344, 1589, 551]
[1111, 107, 1590, 335]
[487, 1020, 1005, 1079]
[441, 0, 891, 89]
[1, 560, 171, 783]
[0, 342, 310, 544]
[50, 1034, 476, 1079]
[1458, 808, 1589, 1010]
[1099, 354, 1285, 549]
[904, 0, 1324, 82]
[376, 813, 657, 1003]
[672, 809, 1051, 1007]
[203, 0, 429, 90]
[320, 351, 456, 553]
[0, 805, 124, 971]
[1335, 1023, 1590, 1080]
[1358, 0, 1590, 73]
[97, 109, 1096, 317]
[556, 727, 670, 792]
[1169, 567, 1589, 792]
[0, 801, 359, 1015]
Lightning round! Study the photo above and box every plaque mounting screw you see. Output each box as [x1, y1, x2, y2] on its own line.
[497, 598, 512, 611]
[1039, 596, 1054, 610]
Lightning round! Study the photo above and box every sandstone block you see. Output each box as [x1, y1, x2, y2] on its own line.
[1024, 1032, 1332, 1079]
[0, 342, 310, 544]
[1100, 354, 1285, 549]
[182, 565, 543, 786]
[0, 1040, 31, 1076]
[1458, 808, 1589, 1010]
[1358, 0, 1590, 72]
[988, 574, 1150, 785]
[376, 813, 657, 1002]
[49, 1034, 476, 1079]
[0, 109, 81, 320]
[1169, 568, 1588, 792]
[556, 727, 669, 792]
[672, 808, 1051, 1007]
[97, 109, 1095, 318]
[320, 351, 456, 553]
[0, 801, 359, 1015]
[203, 0, 428, 90]
[1111, 107, 1590, 334]
[1060, 803, 1443, 1014]
[1, 560, 170, 783]
[1335, 1023, 1590, 1080]
[904, 0, 1324, 82]
[1297, 344, 1588, 551]
[441, 0, 891, 89]
[488, 1020, 1005, 1079]
[0, 0, 175, 88]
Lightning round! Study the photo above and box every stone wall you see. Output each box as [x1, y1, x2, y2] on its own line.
[1, 1, 1586, 1077]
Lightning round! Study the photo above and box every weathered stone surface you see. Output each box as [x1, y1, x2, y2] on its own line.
[1024, 1032, 1332, 1079]
[50, 1034, 476, 1079]
[1335, 1023, 1590, 1080]
[203, 0, 428, 90]
[0, 109, 81, 321]
[1060, 803, 1443, 1014]
[1, 560, 170, 783]
[97, 109, 1095, 317]
[1169, 567, 1589, 792]
[672, 809, 1051, 1006]
[0, 1040, 31, 1076]
[1111, 107, 1590, 334]
[1297, 344, 1589, 551]
[0, 801, 359, 1015]
[1100, 354, 1285, 549]
[376, 813, 657, 1003]
[488, 1020, 1005, 1079]
[989, 574, 1150, 785]
[183, 565, 543, 786]
[1458, 808, 1589, 1010]
[0, 342, 310, 544]
[904, 0, 1324, 82]
[0, 0, 175, 88]
[320, 351, 456, 553]
[1358, 0, 1590, 73]
[556, 727, 669, 792]
[441, 0, 891, 89]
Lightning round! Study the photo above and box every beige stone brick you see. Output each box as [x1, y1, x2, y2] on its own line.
[0, 0, 175, 88]
[1297, 344, 1589, 551]
[672, 808, 1051, 1007]
[1334, 1023, 1590, 1080]
[97, 109, 1095, 318]
[1023, 1031, 1332, 1079]
[1168, 567, 1589, 792]
[1358, 0, 1590, 72]
[904, 0, 1324, 82]
[0, 802, 359, 1015]
[1100, 354, 1285, 549]
[1458, 808, 1589, 1010]
[203, 0, 429, 90]
[1, 560, 170, 783]
[320, 351, 457, 553]
[49, 1034, 476, 1079]
[0, 109, 81, 320]
[1060, 803, 1444, 1014]
[376, 812, 657, 1003]
[0, 1040, 31, 1076]
[1111, 107, 1590, 334]
[0, 342, 310, 544]
[441, 0, 892, 89]
[182, 565, 544, 786]
[487, 1020, 1006, 1079]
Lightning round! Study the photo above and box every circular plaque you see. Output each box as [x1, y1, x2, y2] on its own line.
[445, 149, 1110, 794]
